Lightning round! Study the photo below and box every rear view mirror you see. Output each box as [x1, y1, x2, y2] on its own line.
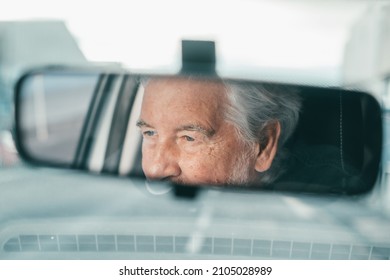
[14, 68, 383, 195]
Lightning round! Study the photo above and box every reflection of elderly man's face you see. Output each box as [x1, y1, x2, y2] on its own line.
[137, 77, 280, 185]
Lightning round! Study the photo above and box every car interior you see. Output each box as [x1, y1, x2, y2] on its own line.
[4, 38, 387, 260]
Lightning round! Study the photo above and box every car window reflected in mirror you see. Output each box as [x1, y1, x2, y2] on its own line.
[15, 70, 382, 195]
[17, 72, 99, 164]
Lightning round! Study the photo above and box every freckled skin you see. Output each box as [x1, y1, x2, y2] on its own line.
[138, 77, 259, 185]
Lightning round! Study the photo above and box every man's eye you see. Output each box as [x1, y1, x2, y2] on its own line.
[184, 135, 195, 142]
[143, 130, 156, 137]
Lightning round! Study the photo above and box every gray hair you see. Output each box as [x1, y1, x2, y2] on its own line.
[223, 82, 301, 184]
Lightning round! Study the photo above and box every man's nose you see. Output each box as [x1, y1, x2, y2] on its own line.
[142, 141, 181, 180]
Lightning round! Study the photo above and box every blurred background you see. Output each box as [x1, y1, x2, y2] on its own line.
[1, 0, 389, 179]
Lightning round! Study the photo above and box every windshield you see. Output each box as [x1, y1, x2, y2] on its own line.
[2, 0, 370, 85]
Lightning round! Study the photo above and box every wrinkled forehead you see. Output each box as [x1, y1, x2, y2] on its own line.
[140, 77, 229, 128]
[143, 76, 226, 95]
[142, 77, 228, 110]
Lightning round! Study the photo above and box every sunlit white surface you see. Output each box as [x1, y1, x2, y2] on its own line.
[1, 0, 370, 84]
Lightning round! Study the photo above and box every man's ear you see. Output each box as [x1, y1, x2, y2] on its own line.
[255, 121, 281, 172]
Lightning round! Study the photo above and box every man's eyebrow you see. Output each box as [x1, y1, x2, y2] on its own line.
[178, 124, 215, 137]
[136, 119, 153, 128]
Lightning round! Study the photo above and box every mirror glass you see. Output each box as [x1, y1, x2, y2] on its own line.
[18, 72, 99, 165]
[15, 70, 383, 194]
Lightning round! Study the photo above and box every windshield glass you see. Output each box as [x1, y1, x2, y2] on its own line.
[2, 0, 370, 85]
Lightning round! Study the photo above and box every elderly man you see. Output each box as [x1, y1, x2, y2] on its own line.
[136, 76, 301, 186]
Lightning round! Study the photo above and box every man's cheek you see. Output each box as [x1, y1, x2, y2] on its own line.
[207, 146, 216, 157]
[181, 156, 210, 175]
